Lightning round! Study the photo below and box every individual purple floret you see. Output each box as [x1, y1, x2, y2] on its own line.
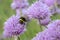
[39, 0, 57, 15]
[32, 20, 60, 40]
[39, 17, 51, 26]
[40, 0, 56, 7]
[3, 15, 26, 37]
[25, 1, 51, 19]
[50, 5, 57, 15]
[11, 0, 29, 9]
[56, 0, 60, 5]
[54, 0, 60, 14]
[56, 7, 60, 14]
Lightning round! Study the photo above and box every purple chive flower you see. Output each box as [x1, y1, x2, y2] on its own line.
[3, 15, 26, 37]
[11, 0, 29, 9]
[32, 20, 60, 40]
[25, 1, 51, 19]
[25, 1, 51, 25]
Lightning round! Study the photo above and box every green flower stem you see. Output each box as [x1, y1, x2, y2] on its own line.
[14, 36, 20, 40]
[40, 24, 43, 32]
[14, 36, 17, 40]
[38, 20, 43, 31]
[16, 9, 20, 16]
[17, 36, 20, 40]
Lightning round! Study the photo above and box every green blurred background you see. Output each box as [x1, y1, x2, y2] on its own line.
[0, 0, 60, 40]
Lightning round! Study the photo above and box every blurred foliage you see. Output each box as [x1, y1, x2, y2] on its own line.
[0, 0, 40, 40]
[0, 0, 60, 40]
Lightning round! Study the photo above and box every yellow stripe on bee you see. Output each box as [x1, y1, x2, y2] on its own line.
[20, 19, 25, 22]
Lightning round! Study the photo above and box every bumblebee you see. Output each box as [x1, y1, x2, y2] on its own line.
[19, 17, 27, 24]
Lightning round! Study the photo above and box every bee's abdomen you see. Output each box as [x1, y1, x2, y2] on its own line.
[19, 17, 27, 24]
